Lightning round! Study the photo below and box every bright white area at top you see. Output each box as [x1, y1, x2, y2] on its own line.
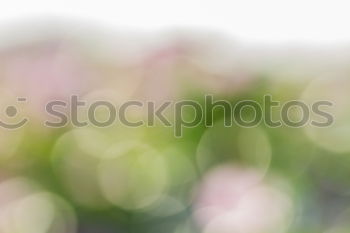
[0, 0, 349, 44]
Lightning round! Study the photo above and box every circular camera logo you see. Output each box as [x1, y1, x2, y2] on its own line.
[0, 97, 28, 129]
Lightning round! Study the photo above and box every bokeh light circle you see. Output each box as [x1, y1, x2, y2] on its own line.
[98, 140, 169, 210]
[0, 177, 77, 233]
[301, 76, 350, 153]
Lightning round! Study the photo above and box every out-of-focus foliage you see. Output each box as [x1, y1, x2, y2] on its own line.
[0, 23, 350, 233]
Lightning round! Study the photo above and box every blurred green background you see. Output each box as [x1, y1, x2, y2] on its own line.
[0, 25, 349, 233]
